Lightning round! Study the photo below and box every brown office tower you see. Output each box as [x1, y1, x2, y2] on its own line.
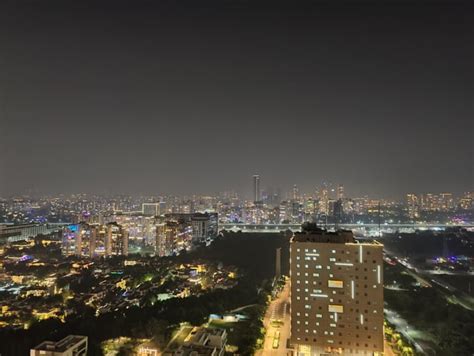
[290, 223, 384, 355]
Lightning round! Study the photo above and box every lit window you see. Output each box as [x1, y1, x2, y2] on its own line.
[328, 305, 344, 313]
[328, 280, 344, 288]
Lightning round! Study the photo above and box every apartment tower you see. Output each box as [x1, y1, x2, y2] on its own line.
[290, 223, 384, 355]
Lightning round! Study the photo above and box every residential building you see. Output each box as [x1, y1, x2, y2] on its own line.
[30, 335, 87, 356]
[290, 224, 384, 355]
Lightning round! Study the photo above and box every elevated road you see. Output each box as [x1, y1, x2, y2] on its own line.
[218, 223, 473, 233]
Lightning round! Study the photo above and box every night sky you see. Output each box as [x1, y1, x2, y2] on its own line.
[0, 0, 472, 198]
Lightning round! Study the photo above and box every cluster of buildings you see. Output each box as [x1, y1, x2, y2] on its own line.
[62, 222, 128, 257]
[0, 240, 237, 328]
[407, 191, 473, 219]
[60, 212, 218, 258]
[1, 179, 473, 235]
[28, 224, 386, 356]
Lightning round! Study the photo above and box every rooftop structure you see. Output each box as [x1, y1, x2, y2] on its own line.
[30, 335, 87, 356]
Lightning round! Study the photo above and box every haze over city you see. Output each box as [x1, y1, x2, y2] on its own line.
[1, 0, 472, 198]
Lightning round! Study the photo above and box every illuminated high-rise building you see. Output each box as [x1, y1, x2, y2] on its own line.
[62, 223, 97, 258]
[421, 193, 438, 211]
[319, 189, 329, 215]
[62, 222, 126, 258]
[156, 220, 178, 257]
[155, 222, 166, 256]
[337, 184, 345, 200]
[406, 194, 419, 219]
[142, 203, 160, 216]
[290, 224, 384, 355]
[439, 193, 454, 211]
[253, 174, 261, 203]
[459, 192, 473, 210]
[293, 184, 299, 201]
[106, 222, 128, 256]
[191, 212, 218, 244]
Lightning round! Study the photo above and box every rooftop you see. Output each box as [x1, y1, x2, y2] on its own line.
[292, 223, 355, 244]
[33, 335, 87, 352]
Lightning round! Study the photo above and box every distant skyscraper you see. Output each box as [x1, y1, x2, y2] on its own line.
[439, 193, 454, 211]
[319, 188, 329, 215]
[406, 194, 419, 219]
[253, 175, 260, 203]
[106, 222, 128, 256]
[293, 184, 299, 201]
[459, 192, 473, 210]
[191, 212, 218, 243]
[290, 224, 384, 355]
[337, 184, 345, 200]
[142, 203, 160, 216]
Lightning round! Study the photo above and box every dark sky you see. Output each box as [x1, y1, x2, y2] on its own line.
[0, 0, 472, 198]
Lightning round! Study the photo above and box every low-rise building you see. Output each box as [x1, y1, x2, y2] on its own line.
[30, 335, 87, 356]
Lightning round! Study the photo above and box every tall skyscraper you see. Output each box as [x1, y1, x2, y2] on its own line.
[293, 184, 299, 201]
[337, 184, 345, 200]
[253, 174, 260, 203]
[106, 222, 128, 256]
[319, 188, 329, 215]
[156, 220, 179, 257]
[406, 194, 419, 219]
[290, 224, 384, 355]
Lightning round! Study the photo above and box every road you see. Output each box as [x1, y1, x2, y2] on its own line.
[257, 279, 291, 356]
[386, 249, 474, 311]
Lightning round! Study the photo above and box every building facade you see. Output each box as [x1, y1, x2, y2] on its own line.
[290, 225, 384, 355]
[62, 222, 128, 257]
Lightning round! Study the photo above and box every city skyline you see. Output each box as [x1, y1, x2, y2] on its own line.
[1, 0, 472, 197]
[0, 174, 471, 201]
